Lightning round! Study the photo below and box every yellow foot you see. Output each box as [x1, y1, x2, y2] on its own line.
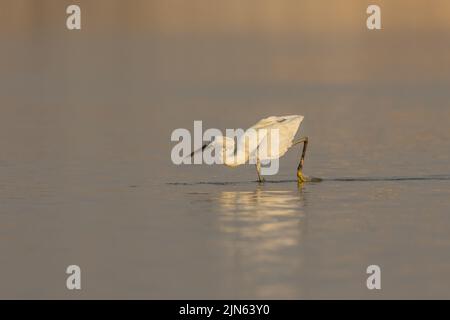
[297, 169, 304, 182]
[297, 170, 322, 183]
[297, 169, 308, 183]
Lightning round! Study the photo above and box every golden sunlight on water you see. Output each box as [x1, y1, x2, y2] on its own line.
[215, 188, 307, 298]
[217, 189, 305, 238]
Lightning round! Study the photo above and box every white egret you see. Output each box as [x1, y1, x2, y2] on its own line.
[190, 115, 313, 183]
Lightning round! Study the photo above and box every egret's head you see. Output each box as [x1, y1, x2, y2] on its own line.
[213, 136, 235, 153]
[212, 136, 237, 165]
[187, 135, 235, 165]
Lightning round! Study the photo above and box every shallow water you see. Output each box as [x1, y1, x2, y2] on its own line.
[1, 1, 450, 299]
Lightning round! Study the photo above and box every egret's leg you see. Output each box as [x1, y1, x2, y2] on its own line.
[292, 137, 310, 183]
[256, 158, 265, 183]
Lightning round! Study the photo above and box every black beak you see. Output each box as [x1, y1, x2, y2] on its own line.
[189, 143, 208, 158]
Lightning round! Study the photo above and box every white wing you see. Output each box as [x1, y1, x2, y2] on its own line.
[243, 115, 304, 161]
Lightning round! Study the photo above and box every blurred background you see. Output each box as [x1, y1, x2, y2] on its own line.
[1, 0, 449, 175]
[0, 1, 449, 299]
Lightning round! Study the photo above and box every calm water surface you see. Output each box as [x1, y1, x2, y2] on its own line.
[1, 5, 450, 298]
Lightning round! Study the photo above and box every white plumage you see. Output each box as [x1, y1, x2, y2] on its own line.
[248, 115, 304, 161]
[191, 115, 309, 182]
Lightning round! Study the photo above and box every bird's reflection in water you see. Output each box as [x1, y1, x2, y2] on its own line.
[215, 186, 307, 298]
